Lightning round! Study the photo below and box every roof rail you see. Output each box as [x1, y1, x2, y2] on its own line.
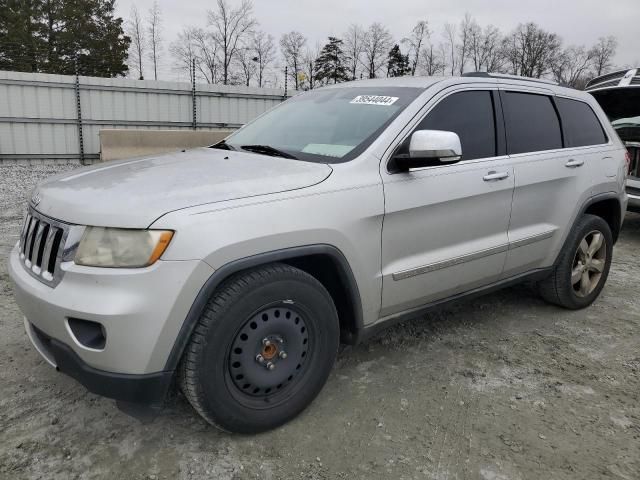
[462, 72, 559, 86]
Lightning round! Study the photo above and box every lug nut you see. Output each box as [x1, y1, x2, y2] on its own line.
[263, 339, 271, 347]
[279, 351, 287, 359]
[266, 362, 275, 371]
[256, 354, 264, 363]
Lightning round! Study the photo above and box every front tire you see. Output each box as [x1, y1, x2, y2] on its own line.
[538, 214, 613, 309]
[179, 263, 340, 433]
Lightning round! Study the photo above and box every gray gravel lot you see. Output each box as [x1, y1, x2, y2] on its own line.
[1, 163, 639, 480]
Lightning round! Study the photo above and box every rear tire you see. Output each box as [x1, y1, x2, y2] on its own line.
[179, 263, 339, 433]
[538, 214, 613, 309]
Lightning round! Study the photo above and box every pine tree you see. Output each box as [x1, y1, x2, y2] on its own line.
[387, 44, 410, 77]
[0, 0, 46, 72]
[0, 0, 130, 77]
[315, 36, 349, 85]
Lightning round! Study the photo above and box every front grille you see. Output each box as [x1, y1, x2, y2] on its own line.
[18, 209, 70, 287]
[631, 77, 640, 86]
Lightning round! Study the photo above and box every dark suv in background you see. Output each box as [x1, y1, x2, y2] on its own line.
[586, 68, 640, 211]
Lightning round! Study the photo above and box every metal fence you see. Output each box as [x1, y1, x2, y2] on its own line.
[0, 70, 288, 165]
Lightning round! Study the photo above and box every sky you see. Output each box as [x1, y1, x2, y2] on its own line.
[114, 0, 640, 82]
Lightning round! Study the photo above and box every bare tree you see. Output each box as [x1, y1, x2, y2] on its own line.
[207, 0, 256, 85]
[552, 45, 594, 88]
[481, 25, 504, 72]
[469, 20, 483, 71]
[192, 28, 220, 84]
[403, 20, 429, 76]
[169, 27, 197, 81]
[280, 31, 307, 90]
[420, 42, 445, 76]
[502, 23, 561, 78]
[469, 23, 503, 72]
[590, 36, 618, 77]
[457, 13, 473, 74]
[252, 30, 275, 87]
[343, 24, 366, 80]
[361, 23, 393, 78]
[301, 43, 322, 90]
[146, 2, 162, 80]
[126, 6, 145, 79]
[443, 23, 457, 75]
[235, 45, 257, 86]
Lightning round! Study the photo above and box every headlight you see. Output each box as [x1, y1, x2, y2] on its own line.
[74, 227, 174, 268]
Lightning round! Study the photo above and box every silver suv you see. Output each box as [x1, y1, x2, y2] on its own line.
[9, 74, 629, 433]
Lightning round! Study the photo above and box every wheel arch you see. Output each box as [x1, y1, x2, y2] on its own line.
[581, 193, 623, 244]
[164, 244, 364, 372]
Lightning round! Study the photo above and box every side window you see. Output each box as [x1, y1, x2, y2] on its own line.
[414, 91, 497, 161]
[556, 97, 608, 147]
[502, 92, 562, 154]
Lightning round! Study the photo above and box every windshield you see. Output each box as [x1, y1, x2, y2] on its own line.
[223, 86, 422, 163]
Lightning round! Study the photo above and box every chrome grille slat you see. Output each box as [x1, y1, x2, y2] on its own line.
[31, 223, 47, 273]
[21, 216, 34, 257]
[40, 227, 58, 276]
[24, 219, 39, 267]
[19, 213, 32, 251]
[17, 207, 74, 288]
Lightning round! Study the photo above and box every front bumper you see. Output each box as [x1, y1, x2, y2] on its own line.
[9, 243, 214, 401]
[25, 319, 173, 403]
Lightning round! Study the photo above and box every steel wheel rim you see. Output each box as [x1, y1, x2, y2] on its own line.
[226, 303, 311, 406]
[571, 230, 607, 298]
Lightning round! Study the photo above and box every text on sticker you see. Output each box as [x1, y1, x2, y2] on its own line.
[350, 95, 399, 106]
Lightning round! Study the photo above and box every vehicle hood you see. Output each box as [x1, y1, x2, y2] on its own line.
[32, 148, 332, 228]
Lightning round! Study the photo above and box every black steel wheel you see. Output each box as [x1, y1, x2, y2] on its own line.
[179, 263, 339, 433]
[227, 304, 312, 404]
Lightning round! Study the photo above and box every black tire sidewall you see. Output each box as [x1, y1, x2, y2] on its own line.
[195, 274, 339, 433]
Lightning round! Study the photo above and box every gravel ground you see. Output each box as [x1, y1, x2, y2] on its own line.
[1, 164, 639, 480]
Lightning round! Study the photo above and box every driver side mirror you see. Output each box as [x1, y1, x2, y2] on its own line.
[395, 130, 462, 171]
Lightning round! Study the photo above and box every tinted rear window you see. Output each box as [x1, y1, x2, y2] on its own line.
[556, 97, 607, 147]
[503, 92, 563, 154]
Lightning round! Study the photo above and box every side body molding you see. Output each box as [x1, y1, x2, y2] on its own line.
[164, 244, 364, 371]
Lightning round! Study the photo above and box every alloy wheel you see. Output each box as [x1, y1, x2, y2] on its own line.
[571, 230, 607, 298]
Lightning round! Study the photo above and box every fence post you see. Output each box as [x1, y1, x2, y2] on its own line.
[191, 58, 197, 130]
[283, 66, 288, 101]
[74, 55, 85, 165]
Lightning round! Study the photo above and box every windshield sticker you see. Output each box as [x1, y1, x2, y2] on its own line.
[350, 95, 399, 106]
[302, 144, 355, 158]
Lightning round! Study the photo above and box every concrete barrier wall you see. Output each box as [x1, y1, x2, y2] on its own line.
[99, 129, 234, 162]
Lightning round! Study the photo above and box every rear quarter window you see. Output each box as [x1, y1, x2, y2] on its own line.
[502, 92, 563, 155]
[556, 97, 608, 147]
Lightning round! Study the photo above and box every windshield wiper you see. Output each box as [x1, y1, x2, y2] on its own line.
[240, 144, 298, 159]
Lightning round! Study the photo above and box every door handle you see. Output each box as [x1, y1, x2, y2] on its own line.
[483, 171, 509, 181]
[565, 159, 584, 168]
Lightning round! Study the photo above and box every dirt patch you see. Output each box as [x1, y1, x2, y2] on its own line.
[0, 165, 639, 479]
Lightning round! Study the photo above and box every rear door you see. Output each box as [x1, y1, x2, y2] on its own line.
[379, 86, 514, 318]
[501, 88, 598, 277]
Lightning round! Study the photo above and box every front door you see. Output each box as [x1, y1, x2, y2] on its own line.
[379, 88, 514, 318]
